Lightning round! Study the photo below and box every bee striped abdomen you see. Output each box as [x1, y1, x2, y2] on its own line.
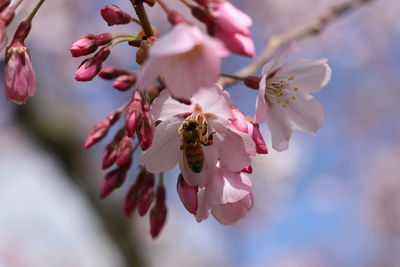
[184, 143, 204, 173]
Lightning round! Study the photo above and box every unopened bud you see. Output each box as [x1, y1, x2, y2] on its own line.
[4, 41, 36, 105]
[84, 119, 111, 149]
[150, 184, 167, 238]
[137, 104, 154, 151]
[99, 166, 128, 199]
[116, 136, 134, 167]
[112, 74, 136, 91]
[102, 128, 126, 169]
[99, 66, 129, 80]
[74, 47, 110, 81]
[101, 5, 132, 26]
[124, 169, 152, 216]
[177, 174, 198, 214]
[136, 36, 157, 65]
[70, 33, 112, 58]
[137, 173, 155, 216]
[244, 76, 261, 90]
[125, 90, 143, 137]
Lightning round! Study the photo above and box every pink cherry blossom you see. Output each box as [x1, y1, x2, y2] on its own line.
[139, 85, 255, 187]
[209, 1, 255, 57]
[136, 23, 228, 102]
[195, 164, 254, 225]
[254, 42, 331, 151]
[4, 41, 36, 105]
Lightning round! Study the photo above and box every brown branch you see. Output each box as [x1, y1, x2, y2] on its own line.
[219, 0, 374, 87]
[130, 0, 154, 37]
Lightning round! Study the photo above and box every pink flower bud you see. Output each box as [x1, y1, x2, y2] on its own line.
[98, 66, 129, 80]
[167, 10, 187, 25]
[99, 166, 128, 199]
[150, 184, 167, 239]
[125, 90, 143, 137]
[112, 74, 136, 91]
[4, 41, 36, 105]
[0, 0, 11, 13]
[101, 5, 132, 26]
[246, 121, 268, 154]
[102, 129, 126, 169]
[177, 174, 198, 214]
[96, 33, 113, 45]
[116, 136, 134, 167]
[124, 169, 150, 216]
[70, 35, 98, 57]
[137, 173, 155, 216]
[137, 104, 154, 151]
[229, 107, 248, 133]
[0, 20, 8, 53]
[84, 119, 111, 149]
[74, 47, 110, 81]
[1, 3, 17, 26]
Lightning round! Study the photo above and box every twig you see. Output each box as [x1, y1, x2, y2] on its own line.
[219, 0, 374, 87]
[130, 0, 154, 37]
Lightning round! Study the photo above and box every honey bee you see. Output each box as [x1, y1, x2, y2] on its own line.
[179, 114, 214, 173]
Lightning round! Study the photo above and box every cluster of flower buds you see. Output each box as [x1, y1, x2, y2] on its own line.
[72, 0, 331, 238]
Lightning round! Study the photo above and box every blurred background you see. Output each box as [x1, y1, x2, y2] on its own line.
[0, 0, 399, 266]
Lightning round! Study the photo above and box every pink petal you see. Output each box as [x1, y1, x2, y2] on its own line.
[139, 119, 181, 172]
[254, 75, 267, 123]
[205, 166, 252, 205]
[278, 58, 332, 93]
[262, 41, 299, 78]
[136, 56, 164, 92]
[150, 89, 193, 121]
[195, 189, 211, 222]
[211, 192, 254, 225]
[211, 119, 255, 172]
[192, 85, 233, 120]
[266, 106, 292, 152]
[216, 31, 255, 57]
[210, 2, 252, 35]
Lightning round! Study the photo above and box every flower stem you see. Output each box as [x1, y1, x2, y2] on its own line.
[159, 172, 164, 186]
[24, 0, 46, 24]
[112, 34, 138, 39]
[130, 0, 154, 37]
[179, 0, 194, 8]
[220, 73, 246, 81]
[109, 37, 139, 48]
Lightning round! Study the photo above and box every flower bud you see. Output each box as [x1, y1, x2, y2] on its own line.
[116, 135, 134, 167]
[70, 33, 112, 58]
[136, 36, 157, 65]
[84, 119, 111, 149]
[241, 165, 253, 174]
[177, 174, 198, 214]
[102, 128, 126, 169]
[112, 74, 136, 91]
[124, 169, 150, 216]
[1, 3, 17, 26]
[4, 41, 36, 104]
[137, 103, 154, 151]
[167, 10, 187, 25]
[125, 90, 143, 137]
[74, 47, 110, 81]
[150, 184, 167, 239]
[137, 173, 155, 216]
[98, 66, 129, 80]
[99, 166, 129, 199]
[101, 5, 132, 26]
[0, 21, 7, 52]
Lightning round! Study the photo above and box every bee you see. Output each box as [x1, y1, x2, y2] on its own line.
[179, 114, 214, 173]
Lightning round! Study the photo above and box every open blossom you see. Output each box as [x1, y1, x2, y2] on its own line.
[136, 23, 228, 102]
[207, 0, 255, 57]
[195, 164, 254, 225]
[139, 85, 255, 187]
[4, 41, 36, 104]
[254, 43, 332, 151]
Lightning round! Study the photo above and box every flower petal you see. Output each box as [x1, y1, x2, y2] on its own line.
[139, 119, 181, 172]
[136, 56, 164, 91]
[205, 166, 252, 205]
[266, 106, 292, 152]
[211, 191, 254, 225]
[195, 189, 211, 222]
[192, 85, 233, 120]
[211, 119, 255, 172]
[254, 74, 268, 123]
[278, 58, 331, 93]
[262, 41, 299, 78]
[150, 89, 193, 121]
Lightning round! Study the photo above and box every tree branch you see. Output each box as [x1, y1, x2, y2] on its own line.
[130, 0, 154, 37]
[219, 0, 374, 87]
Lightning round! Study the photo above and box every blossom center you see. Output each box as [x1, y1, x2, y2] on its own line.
[264, 75, 299, 108]
[178, 44, 204, 62]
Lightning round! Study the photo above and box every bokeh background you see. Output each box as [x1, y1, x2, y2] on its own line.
[0, 0, 399, 266]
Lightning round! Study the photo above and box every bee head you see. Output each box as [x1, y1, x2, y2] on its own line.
[182, 120, 198, 130]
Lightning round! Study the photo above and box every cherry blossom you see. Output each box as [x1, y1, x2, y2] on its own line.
[136, 23, 228, 102]
[139, 85, 255, 187]
[254, 42, 331, 151]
